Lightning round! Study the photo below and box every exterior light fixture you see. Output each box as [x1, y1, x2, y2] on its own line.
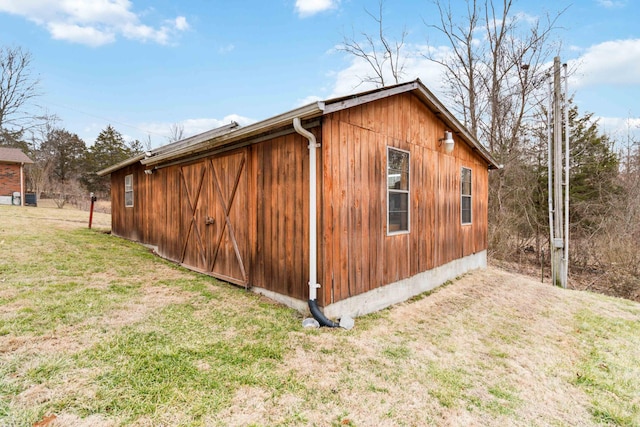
[440, 130, 454, 154]
[144, 169, 153, 175]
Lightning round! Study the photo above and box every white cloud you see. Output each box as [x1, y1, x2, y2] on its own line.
[296, 95, 323, 107]
[595, 116, 640, 142]
[569, 39, 640, 88]
[218, 43, 235, 54]
[140, 114, 255, 147]
[295, 0, 338, 18]
[174, 16, 189, 31]
[596, 0, 626, 8]
[327, 43, 448, 99]
[47, 22, 115, 47]
[0, 0, 189, 46]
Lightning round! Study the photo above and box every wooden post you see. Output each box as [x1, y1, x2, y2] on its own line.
[88, 193, 96, 229]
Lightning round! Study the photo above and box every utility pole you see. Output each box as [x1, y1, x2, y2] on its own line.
[548, 56, 569, 288]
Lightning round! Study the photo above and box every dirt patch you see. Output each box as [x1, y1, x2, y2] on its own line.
[50, 413, 117, 427]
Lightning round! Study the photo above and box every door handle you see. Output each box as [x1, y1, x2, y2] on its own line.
[205, 216, 215, 225]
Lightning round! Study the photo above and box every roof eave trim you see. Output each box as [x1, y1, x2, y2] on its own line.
[97, 154, 146, 176]
[323, 81, 419, 114]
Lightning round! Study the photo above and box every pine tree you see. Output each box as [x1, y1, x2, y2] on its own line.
[568, 108, 621, 236]
[81, 125, 137, 195]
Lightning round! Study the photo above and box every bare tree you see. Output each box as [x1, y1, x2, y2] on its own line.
[426, 0, 564, 154]
[0, 46, 40, 133]
[168, 122, 185, 143]
[339, 0, 408, 87]
[425, 0, 485, 138]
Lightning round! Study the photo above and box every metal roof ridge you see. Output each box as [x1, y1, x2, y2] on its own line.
[142, 101, 325, 167]
[150, 121, 240, 156]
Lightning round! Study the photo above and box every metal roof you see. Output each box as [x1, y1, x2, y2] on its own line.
[97, 122, 243, 176]
[98, 79, 499, 175]
[140, 101, 325, 168]
[0, 147, 34, 164]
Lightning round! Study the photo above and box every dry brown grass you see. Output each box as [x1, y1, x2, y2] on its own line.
[1, 204, 639, 426]
[214, 267, 637, 427]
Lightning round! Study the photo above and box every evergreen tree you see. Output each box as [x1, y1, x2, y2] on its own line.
[82, 125, 137, 195]
[0, 128, 31, 155]
[568, 108, 621, 236]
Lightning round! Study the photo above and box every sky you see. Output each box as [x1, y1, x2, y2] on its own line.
[0, 0, 638, 149]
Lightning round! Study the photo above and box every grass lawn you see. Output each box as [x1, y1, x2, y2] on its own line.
[1, 204, 639, 426]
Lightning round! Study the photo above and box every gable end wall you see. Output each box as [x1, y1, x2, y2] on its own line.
[319, 92, 490, 306]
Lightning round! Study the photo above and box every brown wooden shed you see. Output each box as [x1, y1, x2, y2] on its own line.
[98, 79, 499, 321]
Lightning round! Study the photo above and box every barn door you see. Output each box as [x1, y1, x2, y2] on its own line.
[207, 150, 249, 286]
[179, 161, 209, 272]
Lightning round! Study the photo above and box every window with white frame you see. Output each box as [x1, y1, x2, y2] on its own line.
[387, 147, 410, 233]
[125, 174, 134, 208]
[461, 167, 472, 224]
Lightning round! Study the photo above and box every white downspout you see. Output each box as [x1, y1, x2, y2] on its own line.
[293, 117, 320, 300]
[293, 117, 339, 327]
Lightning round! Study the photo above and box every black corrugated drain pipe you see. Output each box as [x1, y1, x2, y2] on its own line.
[309, 299, 340, 328]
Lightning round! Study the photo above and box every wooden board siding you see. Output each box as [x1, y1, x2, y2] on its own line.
[111, 135, 313, 300]
[251, 133, 311, 301]
[111, 165, 158, 246]
[109, 89, 491, 309]
[319, 92, 490, 306]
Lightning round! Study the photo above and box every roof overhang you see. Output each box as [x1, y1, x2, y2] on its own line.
[97, 154, 146, 176]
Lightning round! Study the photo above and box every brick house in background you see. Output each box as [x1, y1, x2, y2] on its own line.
[0, 147, 34, 206]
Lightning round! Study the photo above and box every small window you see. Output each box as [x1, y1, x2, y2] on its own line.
[461, 167, 472, 224]
[387, 147, 410, 234]
[125, 174, 134, 208]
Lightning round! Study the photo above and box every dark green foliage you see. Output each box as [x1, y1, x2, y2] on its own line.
[0, 128, 30, 153]
[568, 109, 622, 235]
[81, 125, 141, 195]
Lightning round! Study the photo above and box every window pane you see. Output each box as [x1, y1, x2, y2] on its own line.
[461, 196, 471, 224]
[388, 171, 409, 190]
[388, 149, 409, 191]
[125, 174, 133, 191]
[125, 191, 134, 207]
[125, 174, 134, 207]
[462, 180, 471, 196]
[389, 192, 409, 231]
[461, 168, 471, 195]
